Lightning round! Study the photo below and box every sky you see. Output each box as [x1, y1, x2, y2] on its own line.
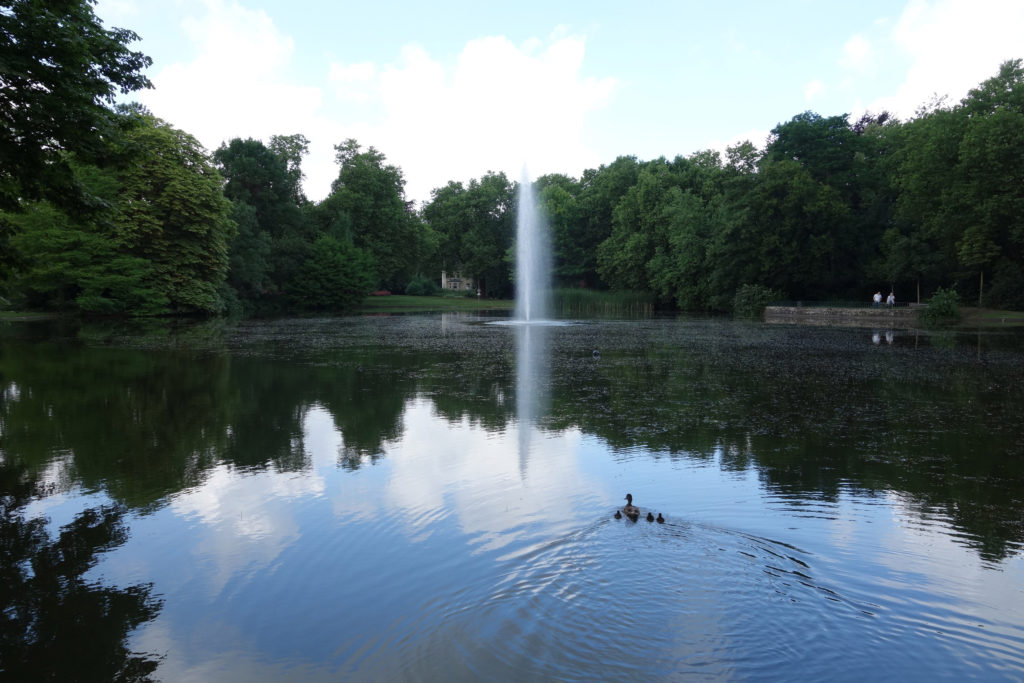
[94, 0, 1024, 205]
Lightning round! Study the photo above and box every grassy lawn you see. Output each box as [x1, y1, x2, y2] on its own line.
[359, 295, 514, 314]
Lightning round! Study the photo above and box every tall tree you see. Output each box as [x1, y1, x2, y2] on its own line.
[318, 139, 418, 290]
[268, 133, 310, 203]
[0, 0, 151, 267]
[422, 171, 515, 297]
[575, 156, 641, 288]
[115, 114, 236, 313]
[214, 137, 313, 307]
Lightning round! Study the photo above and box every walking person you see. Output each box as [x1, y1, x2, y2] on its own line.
[873, 291, 882, 308]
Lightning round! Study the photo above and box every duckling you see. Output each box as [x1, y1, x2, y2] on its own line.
[646, 512, 655, 522]
[623, 493, 640, 519]
[614, 509, 622, 519]
[656, 513, 664, 523]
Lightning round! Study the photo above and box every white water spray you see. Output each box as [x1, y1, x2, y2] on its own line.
[514, 168, 551, 322]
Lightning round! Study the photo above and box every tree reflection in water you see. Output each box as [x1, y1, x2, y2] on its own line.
[0, 463, 163, 681]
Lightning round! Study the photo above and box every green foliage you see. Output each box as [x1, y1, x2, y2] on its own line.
[404, 275, 441, 296]
[6, 39, 1024, 318]
[290, 236, 376, 312]
[422, 171, 515, 298]
[0, 0, 151, 271]
[919, 286, 961, 326]
[115, 115, 236, 313]
[7, 202, 169, 315]
[213, 136, 314, 311]
[732, 284, 783, 318]
[317, 139, 419, 290]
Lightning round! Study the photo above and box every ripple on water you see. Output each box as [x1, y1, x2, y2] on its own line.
[329, 516, 917, 681]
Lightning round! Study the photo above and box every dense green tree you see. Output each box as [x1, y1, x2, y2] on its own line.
[954, 63, 1024, 306]
[422, 171, 515, 297]
[114, 114, 235, 313]
[536, 173, 583, 287]
[572, 156, 641, 288]
[597, 164, 671, 293]
[289, 235, 376, 312]
[213, 137, 314, 309]
[214, 138, 301, 235]
[597, 154, 728, 310]
[268, 133, 311, 202]
[893, 106, 965, 290]
[0, 0, 151, 272]
[873, 226, 942, 303]
[893, 60, 1024, 307]
[223, 201, 273, 301]
[318, 139, 419, 290]
[764, 111, 858, 191]
[8, 201, 168, 314]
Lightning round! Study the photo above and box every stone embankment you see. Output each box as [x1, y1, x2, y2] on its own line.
[765, 305, 920, 327]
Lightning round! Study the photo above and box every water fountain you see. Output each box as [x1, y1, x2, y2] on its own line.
[514, 168, 551, 323]
[513, 168, 552, 472]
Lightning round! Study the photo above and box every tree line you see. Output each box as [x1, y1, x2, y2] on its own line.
[3, 1, 1023, 315]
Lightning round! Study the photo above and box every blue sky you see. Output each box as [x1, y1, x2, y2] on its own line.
[96, 0, 1024, 204]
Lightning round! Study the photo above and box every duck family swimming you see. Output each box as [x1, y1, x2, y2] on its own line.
[618, 493, 665, 524]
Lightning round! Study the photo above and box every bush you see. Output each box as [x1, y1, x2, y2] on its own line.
[918, 286, 961, 326]
[404, 275, 441, 297]
[290, 237, 376, 313]
[732, 284, 783, 318]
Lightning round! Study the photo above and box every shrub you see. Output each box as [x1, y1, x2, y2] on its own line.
[732, 284, 783, 318]
[290, 237, 376, 312]
[918, 286, 961, 326]
[404, 275, 441, 297]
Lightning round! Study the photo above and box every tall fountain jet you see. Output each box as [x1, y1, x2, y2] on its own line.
[513, 168, 552, 476]
[514, 168, 551, 322]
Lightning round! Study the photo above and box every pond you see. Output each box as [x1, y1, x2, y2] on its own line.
[2, 314, 1023, 680]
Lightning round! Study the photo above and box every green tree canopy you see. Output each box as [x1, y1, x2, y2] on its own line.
[0, 0, 151, 212]
[290, 235, 376, 312]
[422, 171, 515, 297]
[114, 114, 236, 313]
[316, 139, 419, 290]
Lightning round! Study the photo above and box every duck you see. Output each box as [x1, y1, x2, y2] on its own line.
[622, 493, 640, 519]
[646, 512, 655, 522]
[614, 509, 622, 519]
[656, 513, 664, 524]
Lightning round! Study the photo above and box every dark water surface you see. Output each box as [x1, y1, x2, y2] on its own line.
[2, 314, 1023, 680]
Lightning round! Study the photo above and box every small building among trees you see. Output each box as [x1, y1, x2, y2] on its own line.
[441, 269, 475, 292]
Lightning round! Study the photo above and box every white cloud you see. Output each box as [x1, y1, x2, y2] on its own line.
[95, 0, 139, 22]
[138, 1, 613, 204]
[326, 32, 616, 203]
[867, 0, 1024, 117]
[804, 79, 825, 101]
[138, 0, 341, 201]
[841, 34, 873, 71]
[328, 61, 379, 102]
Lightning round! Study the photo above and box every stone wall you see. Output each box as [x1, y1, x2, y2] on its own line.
[764, 305, 919, 326]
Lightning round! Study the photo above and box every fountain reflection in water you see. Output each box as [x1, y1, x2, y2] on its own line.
[515, 322, 549, 475]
